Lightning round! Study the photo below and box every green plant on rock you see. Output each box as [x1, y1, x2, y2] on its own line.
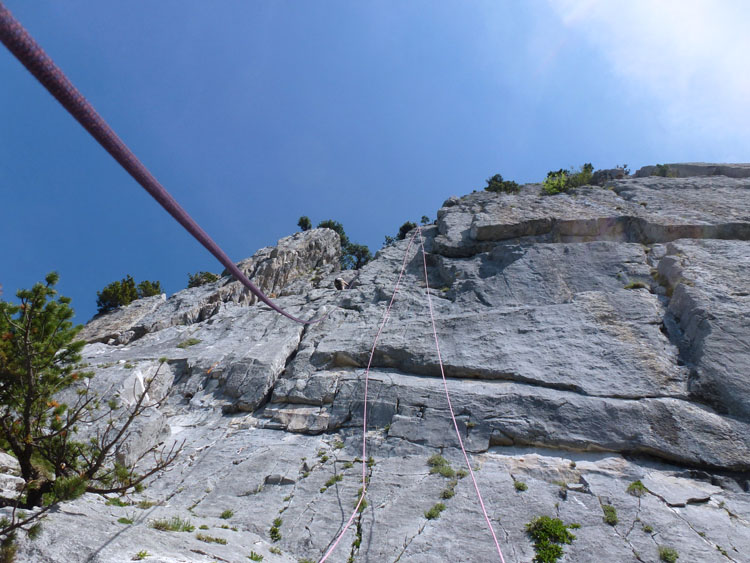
[0, 274, 179, 549]
[220, 509, 234, 520]
[317, 219, 372, 270]
[525, 515, 577, 563]
[602, 504, 618, 526]
[427, 454, 455, 478]
[658, 545, 679, 562]
[196, 532, 227, 544]
[297, 216, 312, 231]
[149, 516, 194, 532]
[187, 271, 220, 288]
[177, 337, 201, 349]
[249, 551, 264, 561]
[397, 221, 418, 240]
[269, 517, 282, 542]
[542, 163, 594, 195]
[484, 173, 521, 194]
[514, 480, 528, 492]
[96, 275, 163, 313]
[424, 502, 446, 520]
[132, 551, 150, 561]
[627, 480, 648, 497]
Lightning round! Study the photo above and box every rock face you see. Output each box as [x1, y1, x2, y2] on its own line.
[5, 166, 750, 562]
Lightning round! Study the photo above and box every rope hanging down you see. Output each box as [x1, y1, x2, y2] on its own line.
[0, 3, 323, 325]
[320, 227, 506, 562]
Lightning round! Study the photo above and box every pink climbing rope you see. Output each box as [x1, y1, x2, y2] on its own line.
[416, 225, 506, 562]
[318, 231, 418, 563]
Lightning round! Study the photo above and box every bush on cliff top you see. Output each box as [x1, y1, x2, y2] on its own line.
[542, 163, 594, 195]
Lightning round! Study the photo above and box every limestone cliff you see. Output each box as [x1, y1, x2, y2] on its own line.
[8, 164, 750, 562]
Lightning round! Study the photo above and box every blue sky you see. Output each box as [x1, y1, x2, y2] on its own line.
[2, 0, 749, 324]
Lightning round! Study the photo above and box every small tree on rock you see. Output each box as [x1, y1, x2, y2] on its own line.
[0, 274, 180, 547]
[397, 221, 417, 240]
[96, 276, 163, 314]
[187, 271, 220, 288]
[297, 216, 312, 231]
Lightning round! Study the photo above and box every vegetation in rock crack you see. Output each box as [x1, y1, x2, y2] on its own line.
[456, 469, 468, 479]
[96, 275, 162, 314]
[627, 480, 648, 497]
[149, 516, 195, 532]
[642, 524, 654, 533]
[602, 504, 618, 526]
[106, 497, 130, 507]
[441, 479, 457, 499]
[525, 516, 577, 563]
[484, 173, 521, 194]
[325, 474, 343, 488]
[427, 454, 455, 478]
[132, 551, 150, 561]
[248, 551, 264, 561]
[269, 547, 281, 555]
[187, 271, 220, 288]
[424, 502, 446, 520]
[624, 281, 649, 290]
[514, 480, 528, 492]
[542, 163, 594, 195]
[196, 532, 227, 544]
[177, 337, 201, 349]
[136, 500, 157, 509]
[297, 216, 312, 231]
[316, 219, 372, 270]
[0, 274, 180, 548]
[269, 517, 282, 542]
[219, 509, 234, 519]
[117, 516, 134, 525]
[658, 546, 679, 562]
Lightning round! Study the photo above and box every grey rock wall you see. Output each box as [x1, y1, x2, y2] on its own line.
[5, 165, 750, 562]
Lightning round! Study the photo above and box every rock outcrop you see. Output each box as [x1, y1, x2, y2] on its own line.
[5, 166, 750, 562]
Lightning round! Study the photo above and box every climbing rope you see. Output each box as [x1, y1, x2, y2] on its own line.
[319, 230, 418, 562]
[0, 3, 324, 325]
[416, 225, 506, 562]
[320, 227, 506, 562]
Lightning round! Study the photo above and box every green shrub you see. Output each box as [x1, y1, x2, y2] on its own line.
[297, 216, 312, 231]
[117, 516, 134, 525]
[484, 173, 520, 194]
[424, 503, 446, 520]
[658, 546, 679, 562]
[525, 516, 577, 563]
[150, 516, 194, 532]
[132, 551, 150, 561]
[514, 481, 528, 492]
[542, 163, 594, 195]
[627, 480, 648, 497]
[196, 532, 227, 544]
[249, 551, 264, 561]
[177, 338, 201, 349]
[136, 280, 162, 298]
[220, 509, 234, 520]
[398, 221, 418, 240]
[187, 271, 220, 288]
[317, 219, 371, 270]
[325, 474, 343, 488]
[269, 517, 282, 542]
[602, 504, 618, 526]
[624, 281, 649, 290]
[96, 275, 162, 313]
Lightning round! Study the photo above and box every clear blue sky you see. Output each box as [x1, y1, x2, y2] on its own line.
[2, 1, 748, 324]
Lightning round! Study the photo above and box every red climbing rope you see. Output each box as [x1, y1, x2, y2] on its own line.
[319, 230, 418, 563]
[0, 2, 324, 325]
